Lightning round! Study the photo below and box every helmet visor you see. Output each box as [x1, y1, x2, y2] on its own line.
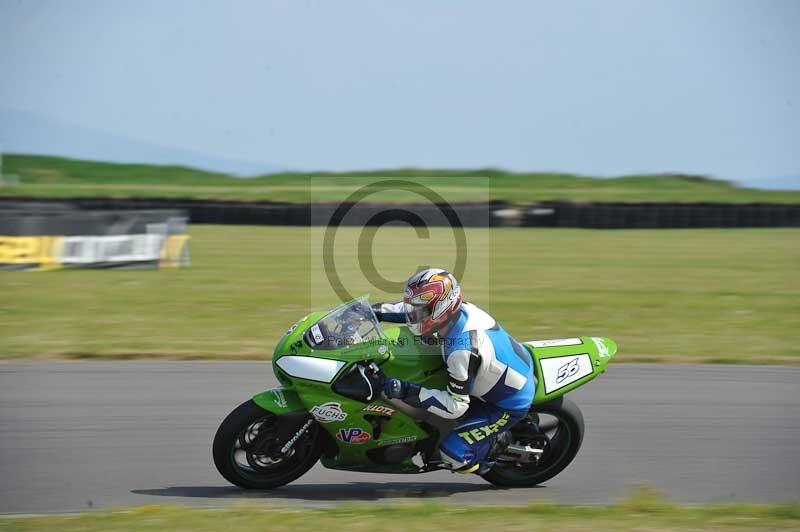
[404, 301, 432, 327]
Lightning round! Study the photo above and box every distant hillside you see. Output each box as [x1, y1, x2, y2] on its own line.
[2, 153, 799, 204]
[0, 109, 285, 176]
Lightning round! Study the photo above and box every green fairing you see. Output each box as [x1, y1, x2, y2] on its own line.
[252, 387, 305, 413]
[528, 337, 617, 404]
[251, 296, 616, 474]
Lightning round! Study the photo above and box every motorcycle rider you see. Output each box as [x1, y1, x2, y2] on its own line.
[372, 268, 535, 474]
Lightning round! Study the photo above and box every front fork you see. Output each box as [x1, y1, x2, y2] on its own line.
[252, 387, 320, 456]
[280, 419, 314, 455]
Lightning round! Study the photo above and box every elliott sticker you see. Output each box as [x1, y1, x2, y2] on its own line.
[310, 402, 347, 423]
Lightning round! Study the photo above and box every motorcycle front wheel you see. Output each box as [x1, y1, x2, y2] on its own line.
[213, 399, 322, 489]
[481, 396, 585, 487]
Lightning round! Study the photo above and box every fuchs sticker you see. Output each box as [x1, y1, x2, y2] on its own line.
[540, 354, 593, 394]
[310, 325, 324, 345]
[362, 404, 396, 417]
[310, 402, 347, 423]
[336, 427, 371, 444]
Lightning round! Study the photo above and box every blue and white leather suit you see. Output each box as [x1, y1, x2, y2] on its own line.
[376, 301, 536, 469]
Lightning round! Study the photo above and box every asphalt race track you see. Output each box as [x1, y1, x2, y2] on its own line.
[1, 362, 798, 513]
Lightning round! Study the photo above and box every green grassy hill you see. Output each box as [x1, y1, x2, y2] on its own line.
[2, 153, 799, 203]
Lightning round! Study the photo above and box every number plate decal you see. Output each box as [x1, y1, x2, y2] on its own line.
[539, 354, 593, 394]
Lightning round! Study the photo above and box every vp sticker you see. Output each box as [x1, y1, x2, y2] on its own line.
[336, 427, 371, 444]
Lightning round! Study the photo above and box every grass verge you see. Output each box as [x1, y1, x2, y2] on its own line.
[1, 225, 798, 362]
[1, 491, 798, 531]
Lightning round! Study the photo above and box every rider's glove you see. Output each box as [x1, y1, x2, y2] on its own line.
[384, 378, 408, 399]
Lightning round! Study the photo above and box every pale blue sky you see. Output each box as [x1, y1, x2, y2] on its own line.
[1, 1, 799, 186]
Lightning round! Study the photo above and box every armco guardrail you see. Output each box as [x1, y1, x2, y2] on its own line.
[1, 198, 799, 228]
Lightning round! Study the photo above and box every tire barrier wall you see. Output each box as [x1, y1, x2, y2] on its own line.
[520, 202, 800, 229]
[0, 208, 190, 270]
[1, 198, 799, 229]
[0, 198, 504, 227]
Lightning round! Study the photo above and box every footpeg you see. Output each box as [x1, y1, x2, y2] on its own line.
[501, 443, 544, 463]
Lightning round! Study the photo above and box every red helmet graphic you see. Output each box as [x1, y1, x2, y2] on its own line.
[403, 268, 462, 338]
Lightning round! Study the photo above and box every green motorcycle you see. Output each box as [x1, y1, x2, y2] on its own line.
[213, 296, 616, 488]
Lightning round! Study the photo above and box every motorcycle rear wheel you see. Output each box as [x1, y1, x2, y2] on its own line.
[213, 399, 322, 489]
[481, 396, 584, 487]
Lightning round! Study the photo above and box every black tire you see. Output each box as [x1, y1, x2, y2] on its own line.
[213, 399, 322, 489]
[481, 396, 584, 488]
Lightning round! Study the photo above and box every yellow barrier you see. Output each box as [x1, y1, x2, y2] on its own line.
[0, 236, 63, 270]
[0, 234, 189, 270]
[159, 234, 191, 269]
